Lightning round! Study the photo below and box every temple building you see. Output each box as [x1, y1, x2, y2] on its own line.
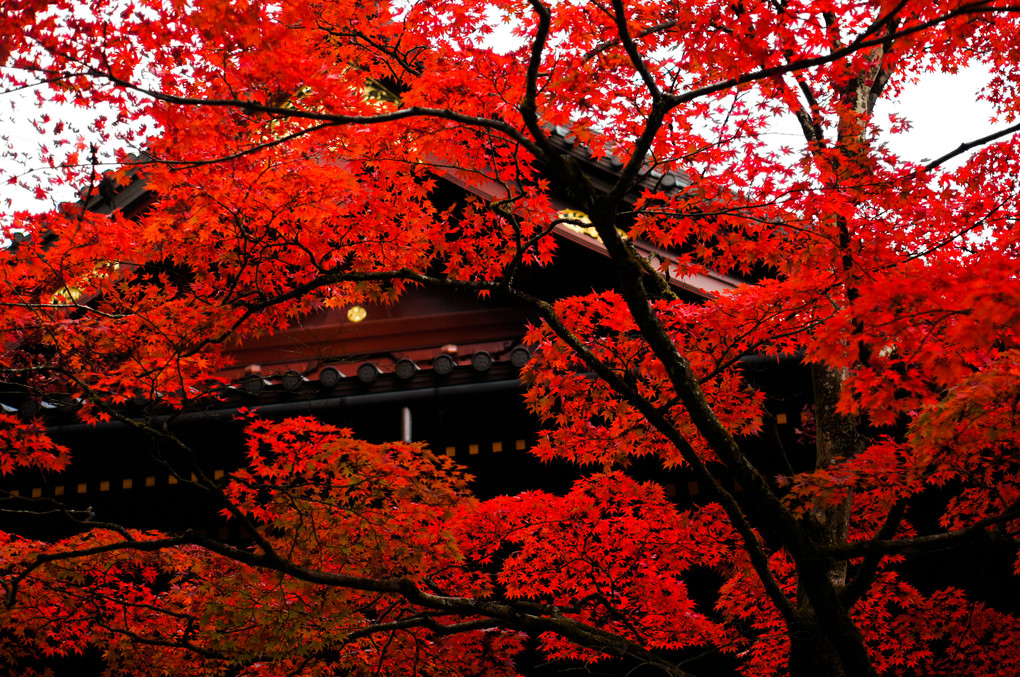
[0, 130, 809, 539]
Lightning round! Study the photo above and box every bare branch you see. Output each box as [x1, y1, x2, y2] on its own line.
[923, 120, 1020, 172]
[667, 3, 1020, 110]
[87, 68, 546, 161]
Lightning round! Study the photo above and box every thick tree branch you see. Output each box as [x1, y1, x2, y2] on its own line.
[826, 503, 1020, 560]
[841, 500, 907, 605]
[609, 0, 663, 100]
[343, 615, 501, 641]
[582, 205, 874, 675]
[520, 0, 555, 159]
[501, 283, 800, 625]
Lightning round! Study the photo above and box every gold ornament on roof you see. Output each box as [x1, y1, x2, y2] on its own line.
[557, 209, 600, 240]
[557, 209, 627, 241]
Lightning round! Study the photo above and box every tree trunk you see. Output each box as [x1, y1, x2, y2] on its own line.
[786, 364, 865, 677]
[807, 363, 860, 584]
[789, 616, 849, 677]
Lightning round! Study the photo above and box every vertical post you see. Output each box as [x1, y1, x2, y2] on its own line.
[401, 406, 412, 443]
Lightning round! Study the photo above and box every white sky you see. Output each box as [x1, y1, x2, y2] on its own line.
[0, 66, 1002, 218]
[877, 70, 1000, 163]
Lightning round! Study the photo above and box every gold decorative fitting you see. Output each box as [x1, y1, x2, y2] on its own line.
[346, 305, 367, 323]
[557, 209, 627, 241]
[558, 208, 592, 225]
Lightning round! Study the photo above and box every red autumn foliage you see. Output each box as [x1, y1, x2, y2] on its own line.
[2, 1, 1020, 675]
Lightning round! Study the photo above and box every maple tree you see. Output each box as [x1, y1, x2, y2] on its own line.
[2, 0, 1020, 675]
